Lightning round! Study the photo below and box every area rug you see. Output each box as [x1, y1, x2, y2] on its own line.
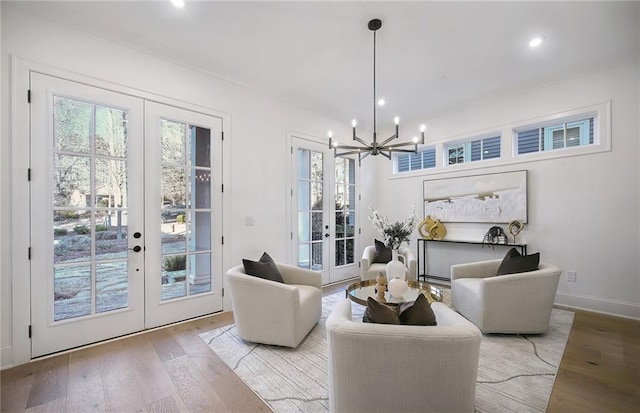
[199, 292, 574, 413]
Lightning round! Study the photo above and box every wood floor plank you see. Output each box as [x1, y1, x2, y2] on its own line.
[547, 310, 640, 413]
[24, 397, 66, 413]
[65, 346, 106, 413]
[147, 328, 186, 363]
[214, 372, 272, 413]
[121, 334, 176, 406]
[145, 394, 189, 413]
[98, 340, 146, 413]
[163, 354, 229, 413]
[0, 362, 37, 412]
[24, 354, 69, 409]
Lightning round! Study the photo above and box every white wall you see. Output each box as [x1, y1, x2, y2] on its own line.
[0, 5, 353, 368]
[374, 62, 640, 319]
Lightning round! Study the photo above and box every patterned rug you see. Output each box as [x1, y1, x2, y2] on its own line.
[199, 291, 574, 412]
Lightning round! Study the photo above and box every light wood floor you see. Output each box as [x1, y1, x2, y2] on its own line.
[1, 282, 639, 412]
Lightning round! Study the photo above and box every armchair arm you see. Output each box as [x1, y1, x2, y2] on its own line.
[360, 245, 376, 274]
[277, 263, 322, 289]
[451, 259, 502, 281]
[399, 246, 417, 281]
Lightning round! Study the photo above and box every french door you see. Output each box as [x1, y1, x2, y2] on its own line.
[29, 73, 223, 357]
[291, 137, 359, 285]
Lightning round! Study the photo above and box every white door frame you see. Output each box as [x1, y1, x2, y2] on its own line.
[287, 131, 361, 285]
[9, 57, 231, 366]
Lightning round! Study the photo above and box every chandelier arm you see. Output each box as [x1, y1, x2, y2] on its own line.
[379, 151, 392, 160]
[384, 141, 420, 149]
[378, 134, 399, 147]
[335, 148, 369, 156]
[372, 28, 377, 142]
[384, 146, 419, 154]
[360, 151, 371, 160]
[333, 143, 371, 151]
[353, 136, 370, 146]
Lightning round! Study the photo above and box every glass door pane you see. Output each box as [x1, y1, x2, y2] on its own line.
[160, 121, 213, 300]
[297, 148, 324, 271]
[334, 158, 356, 268]
[52, 96, 131, 321]
[144, 101, 222, 329]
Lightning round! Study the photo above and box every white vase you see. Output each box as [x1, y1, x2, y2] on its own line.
[386, 249, 406, 282]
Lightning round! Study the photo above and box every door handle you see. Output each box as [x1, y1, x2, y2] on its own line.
[324, 233, 330, 238]
[129, 246, 142, 252]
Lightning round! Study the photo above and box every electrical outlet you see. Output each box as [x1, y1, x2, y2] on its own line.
[566, 270, 577, 282]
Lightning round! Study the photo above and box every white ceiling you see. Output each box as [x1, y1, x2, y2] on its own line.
[8, 1, 640, 128]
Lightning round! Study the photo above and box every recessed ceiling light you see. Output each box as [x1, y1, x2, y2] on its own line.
[377, 98, 386, 106]
[171, 0, 185, 9]
[529, 37, 543, 48]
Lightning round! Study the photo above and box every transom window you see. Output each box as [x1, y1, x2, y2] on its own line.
[396, 147, 436, 173]
[446, 136, 500, 165]
[516, 117, 594, 155]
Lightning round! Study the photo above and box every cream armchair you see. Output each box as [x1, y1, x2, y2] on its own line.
[326, 298, 481, 413]
[226, 263, 322, 348]
[360, 245, 417, 281]
[451, 259, 561, 334]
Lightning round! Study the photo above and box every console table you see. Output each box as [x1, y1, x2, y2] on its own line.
[417, 238, 527, 282]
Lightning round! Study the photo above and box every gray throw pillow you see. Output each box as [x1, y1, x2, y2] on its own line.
[363, 294, 438, 326]
[362, 297, 400, 324]
[372, 239, 392, 264]
[398, 293, 437, 326]
[242, 252, 284, 283]
[496, 248, 540, 275]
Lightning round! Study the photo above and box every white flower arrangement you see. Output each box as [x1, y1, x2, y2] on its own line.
[368, 205, 417, 250]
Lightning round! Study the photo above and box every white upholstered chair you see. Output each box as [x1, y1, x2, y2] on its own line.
[451, 259, 561, 334]
[360, 245, 417, 281]
[226, 263, 322, 348]
[326, 298, 481, 413]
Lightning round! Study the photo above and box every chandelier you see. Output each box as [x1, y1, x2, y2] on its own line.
[328, 18, 425, 163]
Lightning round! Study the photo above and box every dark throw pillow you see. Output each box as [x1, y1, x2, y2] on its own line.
[372, 239, 393, 264]
[363, 294, 438, 326]
[242, 252, 284, 283]
[496, 247, 540, 276]
[398, 293, 437, 326]
[362, 297, 400, 324]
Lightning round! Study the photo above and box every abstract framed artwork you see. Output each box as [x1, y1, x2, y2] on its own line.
[423, 170, 527, 223]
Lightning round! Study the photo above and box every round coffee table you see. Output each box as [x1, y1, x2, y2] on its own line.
[346, 279, 443, 306]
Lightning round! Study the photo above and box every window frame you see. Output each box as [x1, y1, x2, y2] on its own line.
[390, 101, 611, 178]
[444, 133, 501, 167]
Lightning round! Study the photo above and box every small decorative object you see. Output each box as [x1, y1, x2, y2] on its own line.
[418, 216, 436, 239]
[418, 215, 447, 240]
[375, 273, 387, 302]
[508, 220, 524, 243]
[483, 226, 506, 245]
[388, 277, 409, 299]
[429, 220, 447, 240]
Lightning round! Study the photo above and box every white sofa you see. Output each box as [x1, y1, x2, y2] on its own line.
[360, 245, 417, 281]
[226, 263, 322, 348]
[451, 259, 561, 334]
[326, 298, 481, 413]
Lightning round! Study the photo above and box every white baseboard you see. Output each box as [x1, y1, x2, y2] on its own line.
[556, 292, 640, 320]
[1, 345, 14, 370]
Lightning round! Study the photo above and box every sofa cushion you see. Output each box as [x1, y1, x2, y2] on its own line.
[496, 248, 540, 276]
[398, 293, 437, 326]
[242, 252, 284, 283]
[372, 239, 392, 264]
